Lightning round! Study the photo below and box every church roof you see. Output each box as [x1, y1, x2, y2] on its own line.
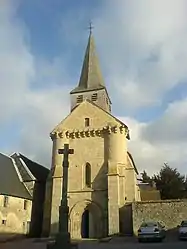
[70, 32, 107, 94]
[0, 153, 32, 200]
[127, 151, 139, 175]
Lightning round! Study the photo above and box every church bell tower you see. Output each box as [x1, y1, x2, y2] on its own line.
[70, 28, 112, 113]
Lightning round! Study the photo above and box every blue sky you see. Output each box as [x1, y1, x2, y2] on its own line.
[1, 0, 187, 175]
[18, 0, 187, 120]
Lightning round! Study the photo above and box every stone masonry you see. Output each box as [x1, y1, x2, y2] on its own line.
[42, 31, 140, 239]
[132, 199, 187, 235]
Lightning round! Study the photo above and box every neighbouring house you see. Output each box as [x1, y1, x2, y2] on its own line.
[0, 152, 49, 238]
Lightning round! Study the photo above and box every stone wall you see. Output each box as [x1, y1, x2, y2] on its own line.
[0, 195, 32, 235]
[132, 199, 187, 235]
[47, 100, 129, 238]
[119, 203, 133, 235]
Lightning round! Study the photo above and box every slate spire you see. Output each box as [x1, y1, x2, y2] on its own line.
[70, 32, 105, 94]
[70, 27, 111, 113]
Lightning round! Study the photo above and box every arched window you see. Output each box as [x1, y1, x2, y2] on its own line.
[85, 163, 91, 187]
[85, 118, 90, 127]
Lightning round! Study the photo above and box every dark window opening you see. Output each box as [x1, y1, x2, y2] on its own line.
[77, 95, 83, 103]
[24, 200, 28, 210]
[85, 118, 90, 127]
[91, 93, 98, 101]
[85, 163, 91, 187]
[2, 220, 6, 225]
[3, 196, 8, 207]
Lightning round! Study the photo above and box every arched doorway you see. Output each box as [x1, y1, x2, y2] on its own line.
[81, 208, 89, 238]
[69, 200, 104, 239]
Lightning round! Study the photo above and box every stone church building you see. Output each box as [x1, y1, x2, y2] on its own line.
[42, 32, 141, 239]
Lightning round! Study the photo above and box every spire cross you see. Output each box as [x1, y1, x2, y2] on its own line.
[88, 21, 94, 34]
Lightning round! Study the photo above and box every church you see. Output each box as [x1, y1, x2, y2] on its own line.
[42, 30, 141, 239]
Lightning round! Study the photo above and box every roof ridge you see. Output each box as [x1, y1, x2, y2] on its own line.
[0, 152, 12, 159]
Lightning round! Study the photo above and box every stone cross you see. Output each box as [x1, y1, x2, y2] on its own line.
[58, 144, 74, 233]
[88, 21, 94, 34]
[47, 143, 75, 249]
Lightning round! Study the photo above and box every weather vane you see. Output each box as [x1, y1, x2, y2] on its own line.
[88, 21, 94, 34]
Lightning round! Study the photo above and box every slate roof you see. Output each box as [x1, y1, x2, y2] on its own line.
[10, 153, 49, 182]
[70, 32, 105, 94]
[19, 153, 49, 182]
[70, 33, 111, 104]
[0, 153, 32, 200]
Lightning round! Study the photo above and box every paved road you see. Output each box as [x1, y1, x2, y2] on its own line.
[1, 238, 186, 249]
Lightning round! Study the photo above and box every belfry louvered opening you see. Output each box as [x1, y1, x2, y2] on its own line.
[91, 93, 98, 101]
[77, 95, 83, 103]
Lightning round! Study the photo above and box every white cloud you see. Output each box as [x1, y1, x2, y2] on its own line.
[95, 0, 187, 109]
[142, 98, 187, 143]
[0, 0, 70, 166]
[0, 0, 34, 122]
[18, 86, 70, 166]
[119, 97, 187, 176]
[1, 0, 187, 178]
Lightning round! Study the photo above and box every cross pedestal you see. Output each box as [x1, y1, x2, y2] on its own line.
[47, 144, 76, 249]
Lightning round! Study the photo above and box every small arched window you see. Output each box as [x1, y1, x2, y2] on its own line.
[85, 118, 90, 127]
[85, 163, 91, 187]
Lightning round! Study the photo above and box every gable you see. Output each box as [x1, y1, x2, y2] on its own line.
[51, 100, 129, 137]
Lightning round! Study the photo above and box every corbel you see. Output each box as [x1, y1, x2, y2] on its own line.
[71, 132, 75, 139]
[81, 131, 86, 138]
[113, 126, 118, 133]
[66, 131, 70, 139]
[76, 131, 81, 138]
[58, 132, 63, 138]
[86, 130, 91, 137]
